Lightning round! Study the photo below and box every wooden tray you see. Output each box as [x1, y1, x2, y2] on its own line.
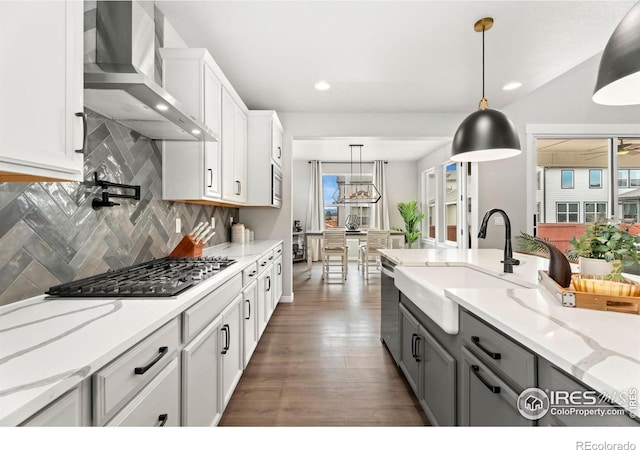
[538, 270, 640, 315]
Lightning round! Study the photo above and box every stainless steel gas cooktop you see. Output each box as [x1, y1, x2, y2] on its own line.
[46, 256, 236, 298]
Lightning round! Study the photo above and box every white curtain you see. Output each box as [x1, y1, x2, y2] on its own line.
[306, 160, 324, 260]
[371, 160, 390, 230]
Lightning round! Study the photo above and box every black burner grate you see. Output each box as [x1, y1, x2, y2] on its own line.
[46, 256, 236, 298]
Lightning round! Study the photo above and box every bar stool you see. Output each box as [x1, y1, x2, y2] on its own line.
[321, 229, 348, 281]
[358, 230, 390, 279]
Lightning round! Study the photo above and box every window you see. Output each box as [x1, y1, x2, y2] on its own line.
[556, 202, 579, 223]
[322, 173, 373, 229]
[561, 170, 574, 189]
[619, 170, 629, 188]
[536, 171, 541, 190]
[622, 203, 638, 222]
[536, 202, 541, 224]
[322, 175, 339, 228]
[584, 202, 607, 223]
[589, 169, 602, 189]
[631, 170, 640, 187]
[444, 163, 458, 243]
[424, 169, 436, 239]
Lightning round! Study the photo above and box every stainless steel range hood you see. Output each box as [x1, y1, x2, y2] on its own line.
[84, 1, 217, 141]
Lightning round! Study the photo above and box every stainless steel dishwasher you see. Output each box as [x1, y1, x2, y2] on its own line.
[380, 256, 401, 365]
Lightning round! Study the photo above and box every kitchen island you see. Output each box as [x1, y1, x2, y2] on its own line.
[378, 248, 640, 426]
[0, 240, 283, 426]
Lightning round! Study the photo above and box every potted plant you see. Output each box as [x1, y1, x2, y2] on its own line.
[567, 221, 640, 281]
[392, 200, 425, 248]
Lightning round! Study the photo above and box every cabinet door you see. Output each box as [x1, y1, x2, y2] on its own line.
[399, 304, 421, 396]
[234, 107, 247, 203]
[274, 256, 283, 306]
[21, 387, 82, 427]
[221, 295, 244, 410]
[243, 281, 258, 368]
[203, 141, 221, 198]
[182, 316, 222, 427]
[256, 271, 267, 338]
[221, 88, 236, 202]
[264, 266, 275, 323]
[203, 64, 222, 137]
[271, 119, 283, 167]
[106, 358, 180, 427]
[0, 1, 84, 181]
[419, 325, 456, 426]
[461, 347, 532, 426]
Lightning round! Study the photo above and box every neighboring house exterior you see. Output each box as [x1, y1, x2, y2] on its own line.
[537, 167, 640, 224]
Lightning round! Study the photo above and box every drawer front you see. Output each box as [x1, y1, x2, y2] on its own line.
[461, 347, 533, 426]
[539, 363, 639, 427]
[273, 244, 283, 259]
[183, 273, 242, 342]
[257, 253, 272, 274]
[242, 262, 258, 286]
[93, 318, 180, 426]
[461, 310, 535, 390]
[106, 357, 180, 427]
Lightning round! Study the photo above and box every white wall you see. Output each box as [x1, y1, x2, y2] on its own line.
[292, 160, 310, 229]
[385, 162, 419, 230]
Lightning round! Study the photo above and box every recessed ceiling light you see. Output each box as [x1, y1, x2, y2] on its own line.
[156, 104, 169, 111]
[314, 81, 330, 91]
[191, 129, 201, 135]
[502, 81, 522, 91]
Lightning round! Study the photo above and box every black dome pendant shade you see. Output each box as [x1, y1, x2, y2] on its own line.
[593, 1, 640, 105]
[451, 17, 521, 162]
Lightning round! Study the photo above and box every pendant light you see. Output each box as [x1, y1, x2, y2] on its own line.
[593, 1, 640, 105]
[333, 145, 381, 205]
[451, 17, 521, 162]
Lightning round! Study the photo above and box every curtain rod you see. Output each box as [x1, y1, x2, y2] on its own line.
[308, 160, 387, 164]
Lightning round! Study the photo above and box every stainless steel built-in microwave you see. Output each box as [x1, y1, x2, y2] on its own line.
[272, 164, 282, 207]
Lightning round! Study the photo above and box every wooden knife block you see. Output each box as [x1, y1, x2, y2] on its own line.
[170, 235, 203, 258]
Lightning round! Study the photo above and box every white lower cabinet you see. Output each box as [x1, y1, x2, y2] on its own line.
[21, 387, 83, 427]
[182, 315, 223, 427]
[106, 358, 180, 427]
[221, 295, 244, 410]
[243, 280, 258, 368]
[257, 267, 273, 338]
[274, 255, 283, 306]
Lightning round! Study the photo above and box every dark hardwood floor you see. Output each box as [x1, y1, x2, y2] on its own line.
[219, 261, 429, 426]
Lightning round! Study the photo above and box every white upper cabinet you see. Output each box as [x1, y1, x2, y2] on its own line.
[160, 48, 222, 141]
[246, 111, 284, 207]
[0, 1, 84, 182]
[221, 88, 248, 204]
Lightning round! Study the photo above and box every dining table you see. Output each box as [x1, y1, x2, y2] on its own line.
[304, 229, 405, 276]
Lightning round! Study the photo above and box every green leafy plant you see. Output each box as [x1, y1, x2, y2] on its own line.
[517, 232, 576, 261]
[392, 200, 425, 247]
[567, 221, 640, 280]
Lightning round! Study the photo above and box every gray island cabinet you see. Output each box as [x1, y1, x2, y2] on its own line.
[396, 293, 639, 427]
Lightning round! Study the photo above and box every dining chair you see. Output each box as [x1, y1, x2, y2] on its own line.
[358, 230, 390, 279]
[321, 229, 348, 281]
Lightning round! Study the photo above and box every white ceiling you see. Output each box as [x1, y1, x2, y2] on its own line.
[156, 0, 636, 162]
[292, 137, 451, 162]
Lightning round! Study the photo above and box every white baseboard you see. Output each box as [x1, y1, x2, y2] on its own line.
[279, 293, 294, 303]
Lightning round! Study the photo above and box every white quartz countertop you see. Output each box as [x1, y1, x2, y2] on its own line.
[0, 240, 282, 426]
[386, 248, 640, 416]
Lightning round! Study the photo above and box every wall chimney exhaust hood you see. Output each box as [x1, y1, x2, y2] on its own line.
[84, 1, 217, 142]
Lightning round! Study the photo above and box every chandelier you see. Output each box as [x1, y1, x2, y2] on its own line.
[333, 144, 381, 205]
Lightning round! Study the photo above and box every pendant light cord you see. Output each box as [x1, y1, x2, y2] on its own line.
[482, 26, 485, 100]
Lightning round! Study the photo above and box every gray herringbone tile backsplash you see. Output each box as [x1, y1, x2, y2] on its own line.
[0, 110, 238, 306]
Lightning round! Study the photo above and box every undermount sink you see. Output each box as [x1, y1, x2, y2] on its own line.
[394, 266, 531, 335]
